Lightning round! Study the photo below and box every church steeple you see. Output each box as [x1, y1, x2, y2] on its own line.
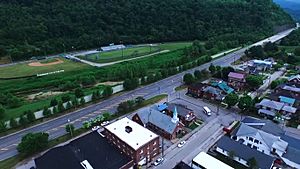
[171, 106, 179, 123]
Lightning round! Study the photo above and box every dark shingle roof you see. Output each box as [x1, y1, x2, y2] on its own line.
[173, 161, 193, 169]
[35, 132, 132, 169]
[282, 135, 300, 164]
[216, 136, 275, 169]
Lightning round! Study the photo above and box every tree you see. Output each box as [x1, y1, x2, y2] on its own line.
[61, 95, 71, 103]
[75, 88, 84, 98]
[52, 106, 58, 114]
[102, 86, 113, 97]
[19, 115, 29, 127]
[50, 98, 58, 107]
[246, 45, 265, 59]
[80, 98, 85, 105]
[58, 101, 65, 113]
[10, 118, 18, 128]
[65, 124, 74, 137]
[271, 79, 287, 89]
[194, 70, 201, 80]
[123, 78, 139, 90]
[72, 98, 78, 107]
[42, 107, 51, 117]
[17, 132, 49, 156]
[209, 64, 216, 74]
[238, 95, 254, 110]
[246, 75, 263, 89]
[0, 121, 7, 132]
[91, 92, 97, 101]
[102, 112, 111, 121]
[183, 73, 194, 85]
[224, 93, 239, 108]
[66, 102, 72, 109]
[294, 46, 300, 56]
[247, 157, 258, 169]
[0, 105, 5, 120]
[26, 110, 36, 122]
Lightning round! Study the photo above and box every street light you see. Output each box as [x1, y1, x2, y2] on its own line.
[67, 119, 73, 138]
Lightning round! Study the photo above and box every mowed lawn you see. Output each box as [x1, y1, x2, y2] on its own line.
[0, 58, 89, 78]
[82, 42, 192, 63]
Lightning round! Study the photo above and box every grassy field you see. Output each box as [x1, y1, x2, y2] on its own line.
[80, 42, 192, 63]
[0, 58, 90, 78]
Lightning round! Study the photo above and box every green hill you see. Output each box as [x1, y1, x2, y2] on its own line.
[0, 0, 294, 61]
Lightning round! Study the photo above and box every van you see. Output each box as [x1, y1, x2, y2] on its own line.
[203, 106, 212, 116]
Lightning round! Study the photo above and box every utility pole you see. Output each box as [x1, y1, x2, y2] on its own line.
[67, 119, 73, 138]
[161, 137, 164, 157]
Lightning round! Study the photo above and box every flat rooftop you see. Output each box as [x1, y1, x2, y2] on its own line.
[192, 152, 234, 169]
[105, 117, 158, 150]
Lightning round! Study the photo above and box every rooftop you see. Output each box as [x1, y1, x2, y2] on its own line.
[211, 81, 234, 94]
[228, 72, 245, 79]
[173, 161, 193, 169]
[259, 98, 284, 110]
[217, 136, 275, 169]
[279, 96, 296, 105]
[137, 107, 180, 135]
[282, 105, 297, 113]
[192, 152, 234, 169]
[35, 132, 132, 169]
[166, 103, 193, 117]
[288, 74, 300, 82]
[105, 117, 158, 150]
[282, 85, 300, 93]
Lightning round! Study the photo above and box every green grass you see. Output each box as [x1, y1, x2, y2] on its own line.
[39, 58, 59, 64]
[0, 58, 90, 78]
[175, 85, 187, 91]
[279, 45, 298, 53]
[80, 42, 192, 63]
[0, 156, 22, 169]
[140, 94, 167, 107]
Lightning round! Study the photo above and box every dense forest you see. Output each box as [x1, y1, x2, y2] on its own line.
[280, 29, 300, 46]
[0, 0, 294, 61]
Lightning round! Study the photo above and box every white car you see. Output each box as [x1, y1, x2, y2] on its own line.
[92, 126, 100, 131]
[154, 157, 164, 166]
[203, 106, 212, 116]
[177, 141, 186, 148]
[101, 121, 110, 126]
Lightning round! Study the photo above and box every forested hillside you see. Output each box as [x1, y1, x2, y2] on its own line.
[0, 0, 294, 61]
[273, 0, 300, 21]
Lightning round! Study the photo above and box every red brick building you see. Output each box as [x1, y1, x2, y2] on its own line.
[228, 72, 247, 91]
[104, 117, 160, 165]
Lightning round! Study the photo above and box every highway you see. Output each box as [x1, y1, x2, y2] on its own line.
[0, 27, 296, 161]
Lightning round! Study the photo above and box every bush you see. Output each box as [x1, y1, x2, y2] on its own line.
[10, 118, 18, 128]
[75, 88, 84, 98]
[17, 132, 49, 156]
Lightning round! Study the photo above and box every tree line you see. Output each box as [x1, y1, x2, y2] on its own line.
[0, 0, 293, 61]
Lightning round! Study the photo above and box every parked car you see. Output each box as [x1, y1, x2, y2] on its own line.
[92, 126, 100, 131]
[101, 121, 110, 126]
[154, 157, 164, 166]
[177, 141, 186, 148]
[203, 106, 212, 116]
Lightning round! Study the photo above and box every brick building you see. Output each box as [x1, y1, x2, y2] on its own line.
[104, 117, 160, 165]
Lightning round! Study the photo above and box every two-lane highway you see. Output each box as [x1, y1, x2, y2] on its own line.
[0, 27, 296, 161]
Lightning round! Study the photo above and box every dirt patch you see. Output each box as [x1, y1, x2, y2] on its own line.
[28, 58, 64, 67]
[95, 81, 123, 86]
[27, 91, 65, 101]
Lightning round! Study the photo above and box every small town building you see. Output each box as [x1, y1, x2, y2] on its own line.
[216, 136, 275, 169]
[211, 80, 234, 94]
[132, 107, 185, 140]
[187, 83, 206, 98]
[288, 74, 300, 84]
[228, 72, 247, 91]
[191, 152, 234, 169]
[35, 132, 134, 169]
[104, 117, 160, 165]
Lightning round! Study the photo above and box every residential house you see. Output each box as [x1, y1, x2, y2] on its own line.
[187, 82, 207, 98]
[247, 59, 273, 75]
[132, 107, 185, 140]
[211, 80, 234, 94]
[104, 117, 160, 165]
[288, 74, 300, 84]
[237, 117, 300, 169]
[257, 98, 297, 119]
[202, 86, 225, 101]
[228, 72, 247, 91]
[161, 103, 196, 126]
[35, 132, 134, 169]
[216, 136, 275, 169]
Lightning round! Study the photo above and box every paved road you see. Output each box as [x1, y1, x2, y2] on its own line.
[0, 27, 295, 161]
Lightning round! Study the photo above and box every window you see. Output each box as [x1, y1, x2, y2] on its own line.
[247, 143, 252, 147]
[153, 141, 157, 145]
[140, 149, 143, 154]
[254, 139, 259, 144]
[253, 146, 258, 150]
[249, 137, 254, 142]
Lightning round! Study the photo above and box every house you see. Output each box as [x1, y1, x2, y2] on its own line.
[132, 107, 185, 140]
[202, 86, 225, 101]
[232, 122, 288, 157]
[228, 72, 247, 91]
[238, 117, 300, 168]
[288, 74, 300, 84]
[161, 103, 196, 125]
[216, 136, 275, 169]
[257, 98, 297, 119]
[211, 80, 234, 94]
[173, 161, 193, 169]
[191, 152, 234, 169]
[104, 117, 159, 165]
[187, 82, 207, 98]
[35, 132, 134, 169]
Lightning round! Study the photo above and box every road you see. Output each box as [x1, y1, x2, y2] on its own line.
[0, 27, 295, 161]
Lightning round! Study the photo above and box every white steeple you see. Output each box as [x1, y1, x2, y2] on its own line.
[171, 106, 179, 123]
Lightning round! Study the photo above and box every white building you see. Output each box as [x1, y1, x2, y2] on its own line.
[191, 152, 234, 169]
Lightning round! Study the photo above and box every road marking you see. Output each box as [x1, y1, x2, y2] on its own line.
[0, 148, 8, 151]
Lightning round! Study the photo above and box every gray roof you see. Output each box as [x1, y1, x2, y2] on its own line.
[258, 109, 275, 117]
[283, 85, 300, 93]
[202, 86, 225, 100]
[282, 135, 300, 164]
[282, 106, 297, 113]
[235, 123, 288, 154]
[242, 117, 284, 136]
[217, 136, 275, 169]
[137, 107, 178, 134]
[259, 99, 284, 110]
